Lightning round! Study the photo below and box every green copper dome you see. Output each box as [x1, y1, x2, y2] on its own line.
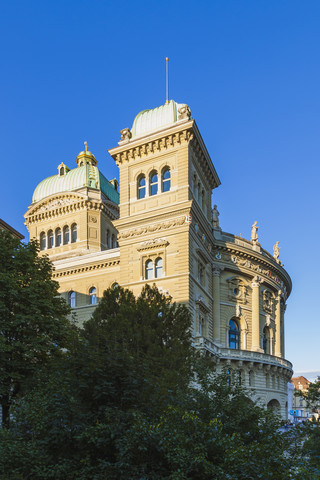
[131, 100, 191, 138]
[32, 146, 119, 204]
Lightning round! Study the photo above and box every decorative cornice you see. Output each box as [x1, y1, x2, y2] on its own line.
[52, 259, 120, 278]
[25, 194, 119, 225]
[137, 238, 169, 252]
[213, 245, 291, 294]
[112, 129, 192, 165]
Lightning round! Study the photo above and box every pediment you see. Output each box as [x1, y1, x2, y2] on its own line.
[26, 192, 87, 216]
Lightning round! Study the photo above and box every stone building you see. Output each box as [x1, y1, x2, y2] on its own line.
[0, 218, 24, 239]
[291, 376, 317, 421]
[24, 100, 293, 418]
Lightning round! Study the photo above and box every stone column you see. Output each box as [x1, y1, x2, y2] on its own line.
[281, 302, 286, 357]
[275, 291, 282, 357]
[251, 275, 263, 352]
[212, 265, 223, 345]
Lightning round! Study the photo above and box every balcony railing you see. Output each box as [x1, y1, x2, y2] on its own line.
[193, 336, 293, 371]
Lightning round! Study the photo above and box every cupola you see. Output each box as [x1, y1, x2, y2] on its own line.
[76, 141, 97, 167]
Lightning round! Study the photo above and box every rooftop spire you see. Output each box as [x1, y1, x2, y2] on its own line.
[165, 57, 169, 104]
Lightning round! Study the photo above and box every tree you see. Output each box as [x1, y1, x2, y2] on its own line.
[295, 377, 320, 470]
[0, 230, 72, 427]
[0, 284, 314, 479]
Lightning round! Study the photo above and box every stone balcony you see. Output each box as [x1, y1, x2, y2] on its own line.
[193, 336, 293, 373]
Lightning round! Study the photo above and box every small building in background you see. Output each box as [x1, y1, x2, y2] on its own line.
[0, 219, 24, 240]
[290, 376, 317, 422]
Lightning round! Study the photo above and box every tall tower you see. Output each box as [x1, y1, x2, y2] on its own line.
[108, 100, 220, 337]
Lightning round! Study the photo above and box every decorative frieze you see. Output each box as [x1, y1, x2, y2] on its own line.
[118, 214, 187, 240]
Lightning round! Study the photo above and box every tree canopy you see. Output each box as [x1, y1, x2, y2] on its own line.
[0, 230, 72, 427]
[0, 282, 316, 479]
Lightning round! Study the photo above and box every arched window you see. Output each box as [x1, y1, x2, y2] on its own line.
[40, 232, 46, 250]
[111, 234, 115, 248]
[137, 175, 146, 199]
[161, 167, 171, 192]
[149, 171, 158, 196]
[155, 257, 163, 278]
[47, 230, 54, 249]
[106, 230, 110, 249]
[63, 226, 70, 244]
[249, 370, 254, 387]
[263, 326, 270, 354]
[89, 287, 97, 305]
[68, 291, 76, 308]
[71, 224, 77, 243]
[145, 259, 154, 280]
[55, 228, 62, 247]
[229, 319, 240, 350]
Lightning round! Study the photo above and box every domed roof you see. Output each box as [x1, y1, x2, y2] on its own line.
[32, 145, 119, 205]
[131, 100, 191, 139]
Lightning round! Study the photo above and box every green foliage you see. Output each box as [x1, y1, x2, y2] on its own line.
[0, 230, 72, 427]
[0, 283, 314, 478]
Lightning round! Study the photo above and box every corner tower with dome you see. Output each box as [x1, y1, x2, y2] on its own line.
[25, 99, 293, 417]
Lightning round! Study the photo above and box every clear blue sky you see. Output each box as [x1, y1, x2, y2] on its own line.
[1, 0, 319, 374]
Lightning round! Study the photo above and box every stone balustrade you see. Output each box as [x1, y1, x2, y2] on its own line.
[193, 336, 293, 372]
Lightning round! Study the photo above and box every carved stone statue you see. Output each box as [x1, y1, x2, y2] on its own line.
[212, 204, 220, 228]
[120, 128, 132, 142]
[251, 221, 258, 243]
[273, 241, 280, 261]
[178, 104, 191, 120]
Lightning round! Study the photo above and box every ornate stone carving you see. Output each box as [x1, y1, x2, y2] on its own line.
[263, 289, 273, 313]
[178, 104, 191, 120]
[273, 241, 280, 261]
[251, 275, 263, 288]
[118, 215, 187, 240]
[120, 128, 132, 142]
[212, 264, 224, 276]
[137, 238, 169, 252]
[251, 221, 259, 244]
[212, 204, 220, 228]
[236, 304, 241, 317]
[227, 277, 247, 304]
[38, 197, 74, 212]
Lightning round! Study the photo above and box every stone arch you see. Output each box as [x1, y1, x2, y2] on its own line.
[267, 398, 281, 413]
[133, 169, 145, 182]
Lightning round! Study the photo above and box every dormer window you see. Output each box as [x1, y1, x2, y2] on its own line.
[58, 163, 70, 176]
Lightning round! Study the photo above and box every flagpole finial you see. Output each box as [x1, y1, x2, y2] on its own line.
[165, 57, 169, 104]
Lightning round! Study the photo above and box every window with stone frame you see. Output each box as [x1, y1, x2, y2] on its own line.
[195, 297, 210, 338]
[197, 261, 205, 286]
